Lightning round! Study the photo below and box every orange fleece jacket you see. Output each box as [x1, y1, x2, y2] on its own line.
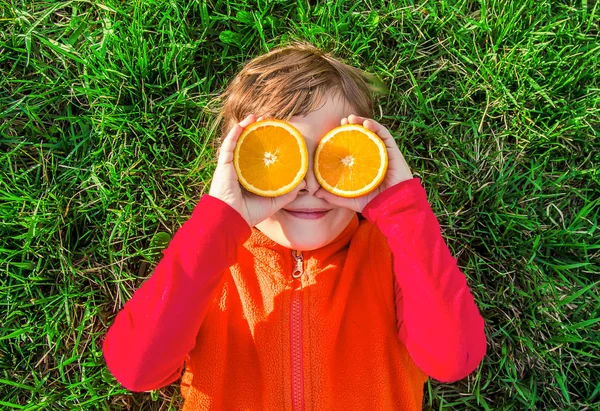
[103, 178, 487, 410]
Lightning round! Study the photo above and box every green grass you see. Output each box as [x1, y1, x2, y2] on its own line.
[1, 0, 598, 409]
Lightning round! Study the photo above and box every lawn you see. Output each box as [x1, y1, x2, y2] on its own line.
[1, 0, 599, 409]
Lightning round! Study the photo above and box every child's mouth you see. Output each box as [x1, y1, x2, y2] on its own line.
[283, 209, 330, 220]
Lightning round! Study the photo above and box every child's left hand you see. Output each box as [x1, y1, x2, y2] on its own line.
[315, 114, 414, 213]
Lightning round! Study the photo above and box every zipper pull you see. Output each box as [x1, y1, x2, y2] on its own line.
[291, 250, 303, 279]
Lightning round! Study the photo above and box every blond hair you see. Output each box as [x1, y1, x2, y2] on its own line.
[215, 41, 386, 141]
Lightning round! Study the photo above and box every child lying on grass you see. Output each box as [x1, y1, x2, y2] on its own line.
[103, 41, 487, 410]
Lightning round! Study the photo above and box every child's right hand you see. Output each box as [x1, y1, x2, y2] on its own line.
[208, 114, 305, 227]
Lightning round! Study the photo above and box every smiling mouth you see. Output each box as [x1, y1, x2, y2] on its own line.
[283, 209, 331, 220]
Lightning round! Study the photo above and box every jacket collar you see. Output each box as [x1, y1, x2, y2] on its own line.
[244, 213, 360, 268]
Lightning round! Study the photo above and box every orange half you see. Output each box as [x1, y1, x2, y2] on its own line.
[233, 120, 308, 197]
[314, 124, 388, 198]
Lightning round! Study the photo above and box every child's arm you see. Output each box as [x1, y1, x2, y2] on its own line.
[362, 177, 487, 383]
[102, 195, 251, 392]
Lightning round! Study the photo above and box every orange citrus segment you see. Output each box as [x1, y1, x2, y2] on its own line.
[314, 124, 388, 198]
[234, 120, 308, 197]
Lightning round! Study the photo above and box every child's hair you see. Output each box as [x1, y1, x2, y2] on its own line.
[215, 40, 386, 141]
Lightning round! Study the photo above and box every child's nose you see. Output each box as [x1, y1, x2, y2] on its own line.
[300, 165, 320, 195]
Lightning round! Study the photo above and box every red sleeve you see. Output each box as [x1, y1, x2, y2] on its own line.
[102, 195, 251, 392]
[362, 178, 487, 383]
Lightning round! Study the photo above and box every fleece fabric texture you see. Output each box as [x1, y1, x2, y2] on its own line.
[102, 178, 487, 410]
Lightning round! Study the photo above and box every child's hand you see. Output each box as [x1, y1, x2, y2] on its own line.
[209, 114, 305, 227]
[315, 114, 413, 213]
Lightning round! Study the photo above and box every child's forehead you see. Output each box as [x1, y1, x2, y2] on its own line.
[286, 96, 354, 141]
[286, 95, 352, 122]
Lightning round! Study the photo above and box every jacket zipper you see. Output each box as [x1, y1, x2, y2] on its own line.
[291, 250, 305, 411]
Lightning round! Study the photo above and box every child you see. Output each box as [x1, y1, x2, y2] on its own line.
[102, 41, 487, 410]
